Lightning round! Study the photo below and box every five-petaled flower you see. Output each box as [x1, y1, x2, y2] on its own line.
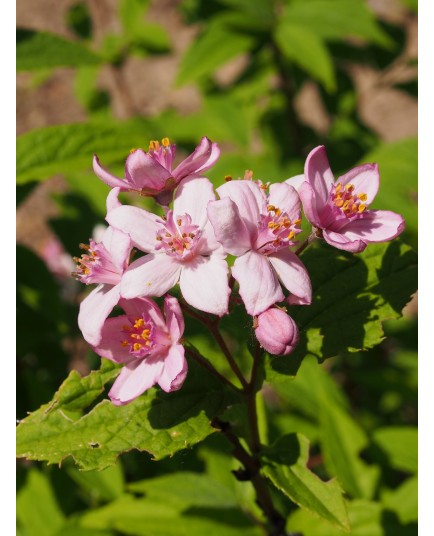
[92, 295, 187, 405]
[107, 177, 231, 316]
[207, 179, 312, 316]
[287, 145, 405, 253]
[93, 136, 220, 206]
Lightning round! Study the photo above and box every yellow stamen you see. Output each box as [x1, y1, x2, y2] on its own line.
[358, 204, 366, 213]
[129, 147, 137, 154]
[134, 318, 144, 329]
[335, 199, 344, 208]
[335, 183, 342, 192]
[177, 218, 182, 226]
[275, 208, 281, 216]
[268, 222, 276, 229]
[287, 231, 295, 240]
[121, 340, 129, 347]
[358, 193, 368, 201]
[345, 184, 355, 192]
[141, 329, 150, 339]
[133, 343, 142, 352]
[162, 137, 170, 147]
[294, 219, 301, 225]
[224, 175, 232, 182]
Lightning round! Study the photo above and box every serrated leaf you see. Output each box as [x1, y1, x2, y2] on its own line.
[362, 138, 418, 248]
[265, 240, 417, 382]
[319, 402, 380, 499]
[275, 22, 336, 92]
[176, 22, 254, 86]
[16, 119, 159, 184]
[16, 359, 239, 470]
[262, 434, 349, 529]
[372, 426, 417, 473]
[17, 469, 66, 536]
[17, 29, 100, 70]
[281, 0, 392, 47]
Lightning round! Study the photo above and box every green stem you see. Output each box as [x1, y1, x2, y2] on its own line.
[295, 228, 321, 256]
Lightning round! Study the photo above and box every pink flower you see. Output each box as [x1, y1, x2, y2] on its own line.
[92, 295, 187, 405]
[255, 307, 299, 356]
[107, 177, 231, 316]
[287, 146, 405, 253]
[207, 179, 312, 316]
[93, 136, 220, 205]
[75, 225, 132, 346]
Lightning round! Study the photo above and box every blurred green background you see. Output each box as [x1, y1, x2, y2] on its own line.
[17, 1, 417, 534]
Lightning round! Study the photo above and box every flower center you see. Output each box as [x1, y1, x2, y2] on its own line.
[121, 316, 155, 358]
[155, 211, 201, 260]
[72, 240, 121, 285]
[256, 205, 302, 255]
[147, 137, 175, 170]
[331, 183, 367, 217]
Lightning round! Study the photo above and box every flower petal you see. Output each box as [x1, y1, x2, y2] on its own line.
[231, 251, 284, 316]
[217, 180, 267, 236]
[121, 254, 182, 299]
[285, 174, 306, 191]
[106, 205, 161, 253]
[91, 315, 135, 363]
[174, 177, 215, 229]
[305, 145, 334, 209]
[119, 297, 166, 330]
[268, 249, 312, 305]
[173, 136, 220, 179]
[323, 230, 367, 253]
[158, 344, 187, 392]
[179, 255, 230, 316]
[125, 149, 172, 191]
[106, 187, 122, 213]
[109, 356, 164, 405]
[78, 283, 120, 346]
[93, 155, 127, 190]
[101, 226, 131, 273]
[164, 295, 184, 342]
[299, 182, 321, 226]
[337, 163, 380, 204]
[339, 210, 405, 243]
[207, 197, 252, 256]
[268, 183, 301, 221]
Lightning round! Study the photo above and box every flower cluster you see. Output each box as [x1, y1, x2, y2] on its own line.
[74, 138, 404, 404]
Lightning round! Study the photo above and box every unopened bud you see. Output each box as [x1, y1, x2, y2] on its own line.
[254, 308, 299, 356]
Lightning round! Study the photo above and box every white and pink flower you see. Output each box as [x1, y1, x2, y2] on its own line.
[92, 295, 187, 405]
[107, 177, 231, 316]
[207, 179, 312, 316]
[287, 145, 405, 253]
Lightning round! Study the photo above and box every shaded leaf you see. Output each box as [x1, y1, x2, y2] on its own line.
[372, 426, 417, 473]
[67, 463, 125, 502]
[381, 476, 418, 524]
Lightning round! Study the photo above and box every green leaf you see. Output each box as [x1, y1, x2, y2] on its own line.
[362, 138, 418, 248]
[67, 463, 125, 502]
[381, 476, 418, 524]
[16, 119, 159, 184]
[265, 240, 417, 381]
[262, 434, 349, 530]
[275, 22, 336, 91]
[17, 469, 66, 536]
[281, 0, 392, 47]
[176, 22, 254, 86]
[16, 359, 239, 470]
[128, 472, 238, 508]
[66, 2, 93, 40]
[372, 426, 417, 473]
[79, 494, 262, 535]
[17, 29, 100, 70]
[319, 402, 380, 499]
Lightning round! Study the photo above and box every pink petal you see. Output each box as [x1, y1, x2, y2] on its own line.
[196, 220, 225, 255]
[207, 198, 252, 256]
[119, 297, 166, 330]
[179, 255, 230, 316]
[217, 180, 267, 236]
[78, 283, 121, 346]
[109, 356, 164, 405]
[101, 226, 131, 273]
[337, 163, 380, 204]
[106, 187, 122, 213]
[91, 315, 135, 363]
[285, 174, 306, 191]
[121, 254, 181, 299]
[268, 249, 312, 305]
[323, 230, 366, 253]
[305, 145, 334, 209]
[172, 137, 220, 179]
[268, 183, 301, 221]
[93, 155, 127, 190]
[125, 149, 171, 191]
[158, 344, 187, 392]
[164, 295, 185, 342]
[299, 182, 321, 226]
[231, 251, 284, 316]
[174, 177, 215, 229]
[106, 205, 161, 253]
[339, 210, 405, 243]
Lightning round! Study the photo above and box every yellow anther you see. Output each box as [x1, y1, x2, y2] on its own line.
[133, 318, 145, 329]
[224, 175, 232, 182]
[129, 147, 137, 154]
[351, 204, 358, 213]
[268, 222, 276, 229]
[294, 219, 302, 225]
[358, 204, 366, 213]
[335, 199, 344, 208]
[342, 200, 350, 210]
[149, 140, 160, 151]
[345, 183, 355, 192]
[141, 329, 150, 340]
[121, 340, 129, 347]
[287, 231, 295, 240]
[267, 205, 276, 212]
[275, 208, 281, 216]
[133, 343, 143, 352]
[358, 193, 368, 202]
[177, 218, 182, 226]
[162, 137, 170, 147]
[335, 183, 342, 192]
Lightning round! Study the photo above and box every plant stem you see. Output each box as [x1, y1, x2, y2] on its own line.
[295, 228, 321, 256]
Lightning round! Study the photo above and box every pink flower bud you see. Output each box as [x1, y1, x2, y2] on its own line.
[254, 308, 299, 356]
